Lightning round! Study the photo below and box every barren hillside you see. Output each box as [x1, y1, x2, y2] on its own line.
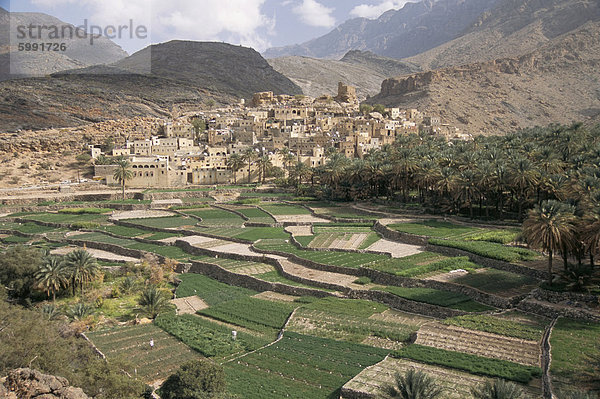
[368, 22, 600, 134]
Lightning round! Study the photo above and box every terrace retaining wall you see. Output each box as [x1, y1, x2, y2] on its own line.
[181, 260, 334, 298]
[288, 233, 393, 258]
[425, 244, 547, 280]
[348, 289, 466, 319]
[293, 201, 377, 224]
[373, 222, 428, 246]
[251, 243, 513, 309]
[532, 288, 599, 306]
[517, 299, 600, 322]
[374, 221, 546, 280]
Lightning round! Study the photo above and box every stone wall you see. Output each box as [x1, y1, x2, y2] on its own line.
[251, 243, 512, 309]
[184, 260, 334, 298]
[517, 299, 600, 322]
[348, 290, 465, 319]
[374, 221, 546, 280]
[425, 244, 547, 280]
[288, 233, 393, 258]
[532, 288, 599, 306]
[373, 222, 428, 246]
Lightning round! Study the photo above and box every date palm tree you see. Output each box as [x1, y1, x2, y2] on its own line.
[471, 379, 522, 399]
[226, 153, 244, 184]
[64, 249, 100, 295]
[523, 200, 577, 284]
[138, 285, 171, 319]
[383, 369, 443, 399]
[278, 147, 296, 178]
[256, 155, 272, 184]
[35, 256, 69, 301]
[113, 158, 133, 201]
[241, 147, 258, 184]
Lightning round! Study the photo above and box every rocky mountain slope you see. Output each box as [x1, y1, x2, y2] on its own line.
[0, 7, 127, 80]
[263, 0, 499, 60]
[0, 41, 301, 132]
[268, 50, 420, 98]
[72, 41, 302, 99]
[407, 0, 600, 69]
[368, 21, 600, 134]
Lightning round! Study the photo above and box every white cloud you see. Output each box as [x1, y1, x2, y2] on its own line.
[31, 0, 274, 52]
[350, 1, 413, 19]
[292, 0, 335, 28]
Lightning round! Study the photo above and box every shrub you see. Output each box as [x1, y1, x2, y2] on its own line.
[160, 359, 226, 399]
[59, 208, 108, 215]
[353, 276, 372, 285]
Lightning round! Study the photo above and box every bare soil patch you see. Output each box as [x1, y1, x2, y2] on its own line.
[367, 238, 423, 258]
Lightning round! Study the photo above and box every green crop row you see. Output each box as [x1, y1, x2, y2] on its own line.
[388, 220, 483, 238]
[443, 314, 544, 341]
[175, 274, 256, 305]
[198, 297, 296, 335]
[465, 229, 521, 244]
[375, 286, 494, 312]
[154, 313, 270, 358]
[394, 344, 542, 383]
[428, 239, 538, 262]
[225, 332, 388, 399]
[451, 269, 537, 294]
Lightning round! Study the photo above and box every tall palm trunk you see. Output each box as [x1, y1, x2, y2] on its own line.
[548, 249, 553, 285]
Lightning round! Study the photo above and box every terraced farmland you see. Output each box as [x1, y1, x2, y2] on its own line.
[86, 324, 202, 383]
[342, 357, 490, 399]
[182, 208, 245, 226]
[415, 322, 541, 366]
[224, 332, 389, 399]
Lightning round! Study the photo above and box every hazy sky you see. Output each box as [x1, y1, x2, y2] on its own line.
[3, 0, 414, 54]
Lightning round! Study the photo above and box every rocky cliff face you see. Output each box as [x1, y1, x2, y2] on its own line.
[407, 0, 600, 69]
[268, 50, 420, 99]
[263, 0, 499, 59]
[0, 368, 90, 399]
[369, 21, 600, 134]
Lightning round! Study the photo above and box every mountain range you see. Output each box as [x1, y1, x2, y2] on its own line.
[0, 7, 127, 80]
[1, 0, 600, 134]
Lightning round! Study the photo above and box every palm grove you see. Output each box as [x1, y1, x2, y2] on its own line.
[280, 123, 600, 285]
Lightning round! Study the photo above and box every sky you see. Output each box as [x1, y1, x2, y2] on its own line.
[3, 0, 415, 54]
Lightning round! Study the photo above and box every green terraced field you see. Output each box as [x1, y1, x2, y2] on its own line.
[451, 269, 538, 295]
[260, 203, 311, 215]
[86, 324, 202, 383]
[154, 313, 270, 358]
[182, 208, 244, 225]
[124, 216, 197, 229]
[175, 274, 257, 305]
[225, 332, 389, 399]
[198, 296, 297, 335]
[388, 220, 486, 239]
[375, 286, 494, 312]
